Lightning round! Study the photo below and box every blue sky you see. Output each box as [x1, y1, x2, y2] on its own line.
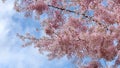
[0, 0, 74, 68]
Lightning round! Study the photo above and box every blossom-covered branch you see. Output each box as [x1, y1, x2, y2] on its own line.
[3, 0, 120, 68]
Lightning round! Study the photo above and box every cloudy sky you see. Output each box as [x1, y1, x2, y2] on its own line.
[0, 0, 74, 68]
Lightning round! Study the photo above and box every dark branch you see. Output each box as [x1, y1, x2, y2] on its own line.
[48, 4, 79, 15]
[47, 4, 108, 28]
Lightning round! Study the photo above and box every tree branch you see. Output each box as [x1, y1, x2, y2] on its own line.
[47, 4, 109, 29]
[48, 4, 79, 15]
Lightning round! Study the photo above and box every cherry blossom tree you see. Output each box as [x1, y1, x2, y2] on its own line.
[3, 0, 120, 68]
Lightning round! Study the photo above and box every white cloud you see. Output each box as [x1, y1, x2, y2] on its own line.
[0, 0, 15, 16]
[0, 20, 9, 40]
[0, 0, 15, 45]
